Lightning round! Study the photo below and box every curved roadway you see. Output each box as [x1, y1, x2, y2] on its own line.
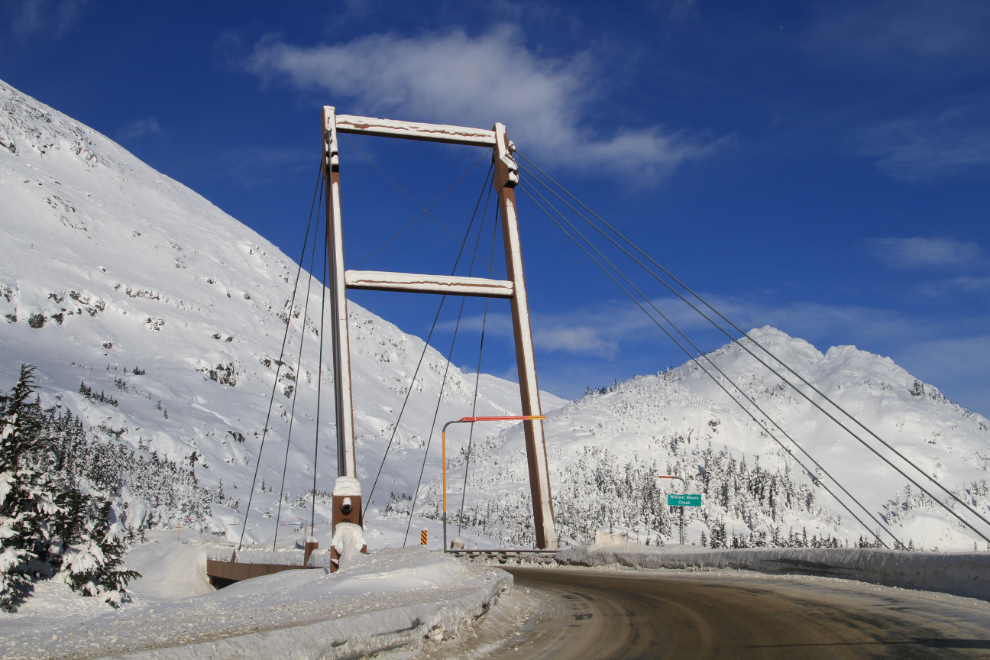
[460, 567, 990, 659]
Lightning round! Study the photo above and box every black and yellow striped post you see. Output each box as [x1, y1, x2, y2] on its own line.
[420, 530, 427, 546]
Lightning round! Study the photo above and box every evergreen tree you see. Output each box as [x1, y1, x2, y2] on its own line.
[51, 492, 139, 607]
[0, 366, 140, 611]
[0, 366, 56, 611]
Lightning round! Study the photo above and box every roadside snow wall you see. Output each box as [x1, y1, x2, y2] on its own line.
[558, 537, 990, 601]
[1, 547, 512, 660]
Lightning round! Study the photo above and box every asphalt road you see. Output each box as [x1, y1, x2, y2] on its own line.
[466, 567, 990, 659]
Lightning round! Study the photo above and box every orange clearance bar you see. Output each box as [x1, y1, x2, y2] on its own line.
[459, 415, 546, 422]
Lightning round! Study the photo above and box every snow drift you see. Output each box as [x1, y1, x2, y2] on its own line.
[559, 532, 990, 601]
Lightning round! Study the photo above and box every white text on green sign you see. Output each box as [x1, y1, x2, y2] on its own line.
[668, 494, 701, 507]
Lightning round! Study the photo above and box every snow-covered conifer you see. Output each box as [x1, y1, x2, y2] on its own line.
[0, 366, 56, 611]
[50, 492, 139, 608]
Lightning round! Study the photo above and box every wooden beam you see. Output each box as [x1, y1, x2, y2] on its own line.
[345, 270, 514, 298]
[493, 122, 558, 551]
[323, 106, 358, 479]
[335, 115, 496, 147]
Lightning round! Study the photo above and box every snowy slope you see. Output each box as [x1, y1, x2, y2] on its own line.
[0, 78, 564, 548]
[452, 328, 990, 551]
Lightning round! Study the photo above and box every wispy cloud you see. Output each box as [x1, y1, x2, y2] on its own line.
[858, 103, 990, 180]
[8, 0, 86, 39]
[864, 237, 984, 269]
[116, 117, 161, 141]
[439, 291, 989, 413]
[239, 26, 719, 178]
[535, 326, 618, 358]
[808, 0, 990, 66]
[216, 146, 311, 187]
[665, 0, 698, 23]
[440, 303, 644, 358]
[894, 335, 990, 413]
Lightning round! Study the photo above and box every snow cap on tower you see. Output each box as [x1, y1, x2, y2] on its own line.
[332, 475, 362, 497]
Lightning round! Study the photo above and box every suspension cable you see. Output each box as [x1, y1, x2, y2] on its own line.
[239, 163, 322, 550]
[272, 190, 324, 550]
[403, 294, 468, 547]
[518, 158, 990, 541]
[272, 183, 323, 552]
[521, 184, 898, 547]
[351, 151, 488, 269]
[459, 199, 500, 536]
[310, 228, 329, 534]
[364, 164, 494, 517]
[342, 136, 502, 277]
[403, 178, 494, 547]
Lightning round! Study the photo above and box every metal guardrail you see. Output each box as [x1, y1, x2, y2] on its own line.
[445, 549, 558, 563]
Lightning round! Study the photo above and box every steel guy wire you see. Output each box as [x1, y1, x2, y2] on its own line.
[521, 184, 898, 547]
[404, 177, 494, 547]
[273, 192, 323, 551]
[460, 200, 501, 536]
[240, 163, 322, 550]
[364, 165, 494, 517]
[518, 158, 990, 540]
[523, 181, 901, 546]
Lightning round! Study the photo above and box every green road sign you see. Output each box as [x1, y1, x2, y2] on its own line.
[668, 494, 701, 507]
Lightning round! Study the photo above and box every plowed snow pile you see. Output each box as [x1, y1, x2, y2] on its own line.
[0, 530, 510, 659]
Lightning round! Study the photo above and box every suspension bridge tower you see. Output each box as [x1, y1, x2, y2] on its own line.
[322, 108, 558, 550]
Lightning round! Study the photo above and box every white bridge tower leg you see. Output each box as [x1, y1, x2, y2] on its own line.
[494, 123, 557, 550]
[323, 106, 357, 478]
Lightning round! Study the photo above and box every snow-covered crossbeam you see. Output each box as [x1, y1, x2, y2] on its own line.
[335, 115, 497, 147]
[344, 270, 514, 298]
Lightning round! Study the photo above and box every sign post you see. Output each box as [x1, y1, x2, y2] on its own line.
[657, 476, 700, 545]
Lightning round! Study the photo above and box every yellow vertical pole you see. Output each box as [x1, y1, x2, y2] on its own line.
[442, 428, 447, 551]
[442, 429, 447, 516]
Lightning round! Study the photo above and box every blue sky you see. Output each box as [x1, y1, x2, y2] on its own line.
[2, 0, 989, 414]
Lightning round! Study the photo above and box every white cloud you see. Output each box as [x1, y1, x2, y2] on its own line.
[117, 117, 161, 141]
[243, 26, 717, 177]
[865, 237, 984, 269]
[534, 326, 617, 358]
[9, 0, 85, 39]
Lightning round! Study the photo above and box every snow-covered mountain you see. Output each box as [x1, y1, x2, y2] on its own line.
[0, 78, 564, 548]
[452, 327, 990, 551]
[2, 78, 988, 553]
